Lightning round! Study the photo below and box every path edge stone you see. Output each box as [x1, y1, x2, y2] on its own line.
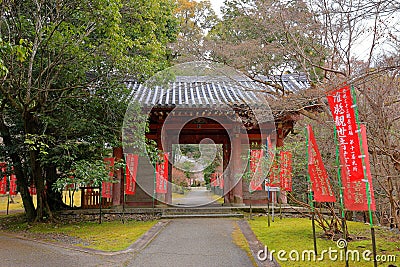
[237, 219, 280, 267]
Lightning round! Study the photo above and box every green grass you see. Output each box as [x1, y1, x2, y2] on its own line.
[248, 217, 399, 267]
[26, 220, 157, 251]
[210, 193, 224, 204]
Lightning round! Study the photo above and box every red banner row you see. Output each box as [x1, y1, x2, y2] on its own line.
[0, 163, 18, 195]
[249, 149, 293, 192]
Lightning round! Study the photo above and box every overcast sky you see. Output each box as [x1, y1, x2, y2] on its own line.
[209, 0, 224, 17]
[204, 0, 391, 59]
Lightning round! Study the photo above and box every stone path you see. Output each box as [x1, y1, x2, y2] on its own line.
[126, 218, 254, 267]
[0, 233, 118, 267]
[0, 218, 258, 267]
[172, 187, 220, 207]
[0, 189, 278, 267]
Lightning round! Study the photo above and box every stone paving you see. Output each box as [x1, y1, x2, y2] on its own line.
[126, 218, 255, 267]
[0, 189, 278, 267]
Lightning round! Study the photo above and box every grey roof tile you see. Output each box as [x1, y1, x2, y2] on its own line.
[127, 74, 309, 108]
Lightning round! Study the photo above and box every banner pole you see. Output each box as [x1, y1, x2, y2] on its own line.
[351, 85, 377, 267]
[99, 185, 102, 224]
[272, 194, 275, 222]
[306, 126, 317, 255]
[279, 190, 282, 220]
[153, 161, 156, 217]
[334, 128, 349, 267]
[247, 149, 253, 220]
[122, 193, 126, 224]
[265, 140, 272, 227]
[272, 152, 275, 223]
[6, 170, 10, 215]
[6, 193, 10, 215]
[122, 164, 126, 224]
[267, 189, 270, 227]
[267, 157, 270, 228]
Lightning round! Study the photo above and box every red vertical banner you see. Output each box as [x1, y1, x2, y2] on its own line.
[0, 176, 6, 195]
[216, 173, 222, 188]
[210, 173, 217, 186]
[9, 171, 17, 196]
[102, 158, 114, 198]
[341, 125, 376, 211]
[156, 153, 168, 194]
[267, 159, 280, 188]
[219, 173, 224, 189]
[29, 183, 37, 195]
[327, 85, 364, 182]
[361, 125, 376, 210]
[0, 163, 7, 195]
[249, 149, 264, 191]
[267, 135, 275, 160]
[307, 125, 336, 202]
[279, 151, 292, 191]
[125, 154, 139, 195]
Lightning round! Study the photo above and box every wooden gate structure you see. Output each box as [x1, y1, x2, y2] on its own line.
[110, 74, 309, 207]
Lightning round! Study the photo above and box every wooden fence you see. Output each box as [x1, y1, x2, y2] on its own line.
[80, 186, 112, 209]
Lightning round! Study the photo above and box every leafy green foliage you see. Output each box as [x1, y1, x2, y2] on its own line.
[53, 159, 125, 192]
[24, 134, 51, 156]
[0, 0, 179, 221]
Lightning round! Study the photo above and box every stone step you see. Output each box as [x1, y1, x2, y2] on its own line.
[161, 207, 236, 215]
[161, 213, 244, 219]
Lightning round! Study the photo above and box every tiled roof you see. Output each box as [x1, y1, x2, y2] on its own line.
[127, 74, 309, 108]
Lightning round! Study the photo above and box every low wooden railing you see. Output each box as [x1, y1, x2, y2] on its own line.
[80, 186, 112, 209]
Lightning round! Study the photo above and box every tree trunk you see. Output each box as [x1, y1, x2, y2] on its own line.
[45, 164, 69, 211]
[0, 113, 36, 221]
[387, 176, 400, 230]
[24, 113, 50, 221]
[30, 148, 46, 221]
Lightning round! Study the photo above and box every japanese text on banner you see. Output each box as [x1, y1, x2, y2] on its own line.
[307, 125, 336, 202]
[339, 125, 376, 211]
[0, 163, 6, 195]
[280, 151, 292, 192]
[102, 157, 114, 198]
[156, 153, 168, 194]
[125, 154, 139, 195]
[249, 149, 264, 191]
[327, 86, 364, 182]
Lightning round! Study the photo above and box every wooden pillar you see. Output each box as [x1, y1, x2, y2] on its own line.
[232, 127, 243, 204]
[276, 122, 287, 204]
[112, 147, 123, 206]
[165, 139, 173, 205]
[277, 122, 284, 147]
[155, 128, 164, 204]
[223, 143, 231, 204]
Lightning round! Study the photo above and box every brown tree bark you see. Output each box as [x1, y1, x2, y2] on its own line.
[0, 112, 36, 221]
